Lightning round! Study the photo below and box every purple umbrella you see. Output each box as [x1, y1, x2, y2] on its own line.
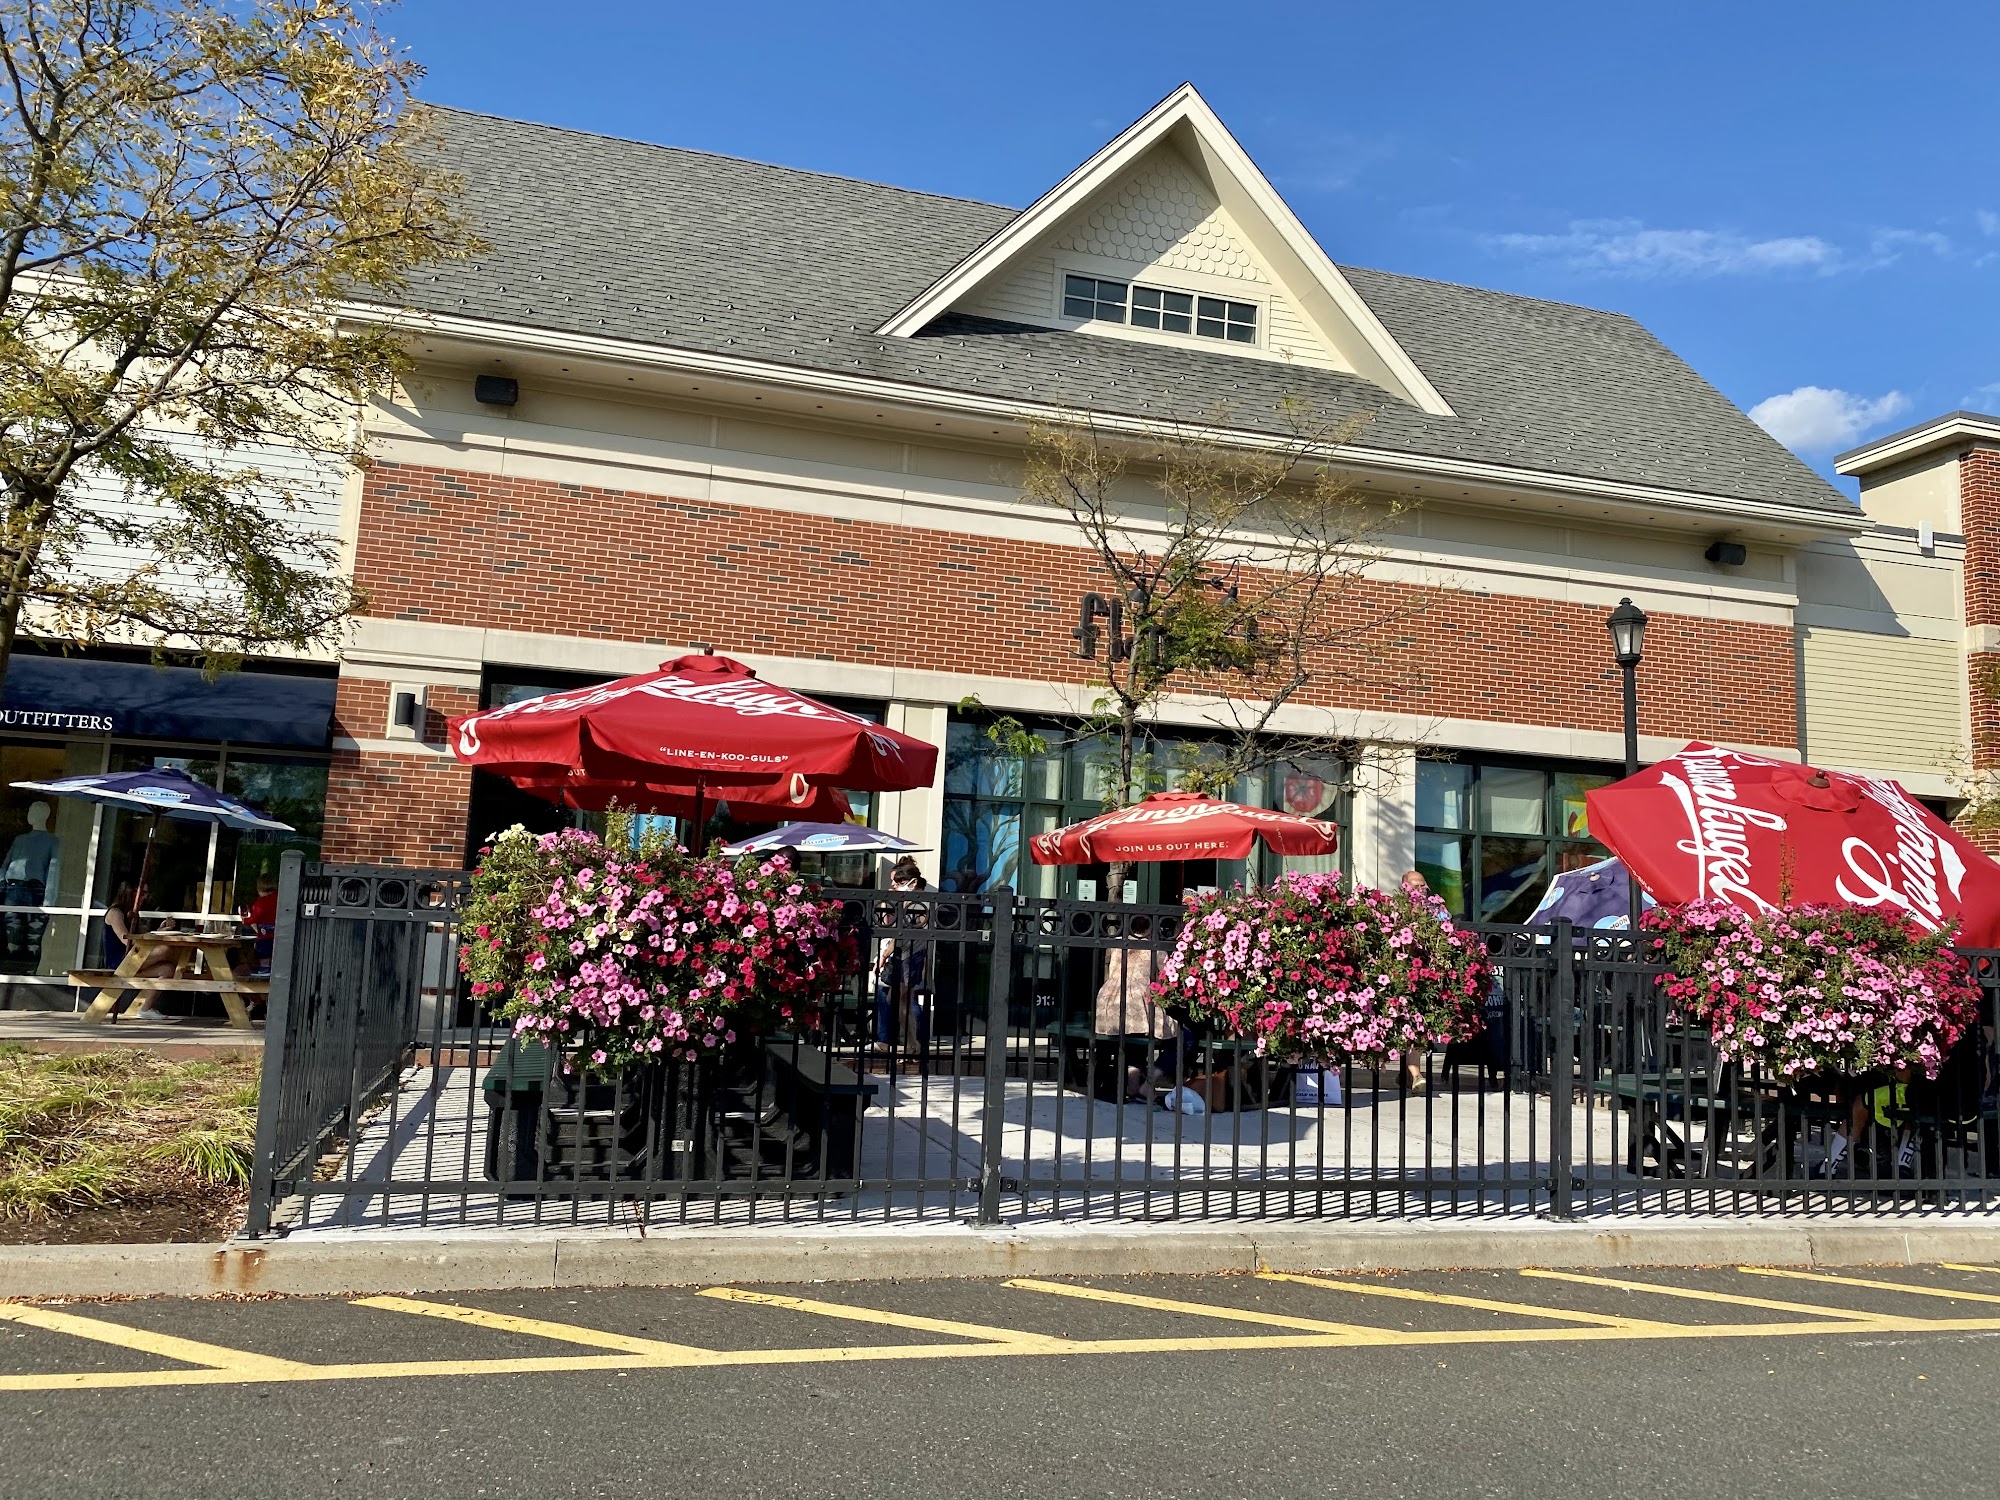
[1524, 854, 1652, 930]
[12, 767, 293, 909]
[721, 822, 926, 856]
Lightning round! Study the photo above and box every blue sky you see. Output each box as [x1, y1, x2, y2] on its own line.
[390, 1, 2000, 491]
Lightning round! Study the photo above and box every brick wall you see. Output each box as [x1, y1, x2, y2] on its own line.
[352, 461, 1800, 751]
[322, 676, 477, 866]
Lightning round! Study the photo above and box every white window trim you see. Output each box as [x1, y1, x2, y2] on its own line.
[1053, 264, 1267, 354]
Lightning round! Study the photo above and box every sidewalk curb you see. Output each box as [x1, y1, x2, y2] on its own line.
[8, 1218, 2000, 1300]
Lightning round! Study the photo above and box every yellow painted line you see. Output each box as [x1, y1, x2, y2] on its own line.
[1005, 1278, 1381, 1337]
[1520, 1269, 1891, 1323]
[1741, 1267, 2000, 1307]
[10, 1314, 2000, 1393]
[696, 1286, 1081, 1350]
[354, 1296, 710, 1357]
[1258, 1272, 1679, 1330]
[1941, 1263, 2000, 1274]
[0, 1303, 312, 1376]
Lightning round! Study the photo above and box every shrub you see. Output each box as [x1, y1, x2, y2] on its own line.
[1644, 900, 1982, 1080]
[1156, 871, 1491, 1064]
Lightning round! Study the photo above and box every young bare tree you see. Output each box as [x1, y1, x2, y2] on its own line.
[978, 403, 1433, 895]
[0, 0, 476, 677]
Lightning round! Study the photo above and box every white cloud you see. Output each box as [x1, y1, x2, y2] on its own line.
[1965, 381, 2000, 413]
[1749, 386, 1911, 453]
[1978, 210, 2000, 237]
[1484, 218, 1840, 277]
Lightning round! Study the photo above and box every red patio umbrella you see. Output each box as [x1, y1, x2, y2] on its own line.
[1584, 741, 2000, 946]
[1030, 790, 1340, 865]
[448, 653, 939, 791]
[513, 770, 851, 824]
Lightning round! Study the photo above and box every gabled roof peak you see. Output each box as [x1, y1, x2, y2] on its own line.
[874, 84, 1454, 417]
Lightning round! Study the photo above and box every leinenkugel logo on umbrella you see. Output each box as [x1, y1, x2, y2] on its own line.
[1659, 745, 1966, 931]
[1032, 798, 1302, 862]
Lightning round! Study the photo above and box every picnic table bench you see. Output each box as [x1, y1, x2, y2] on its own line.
[73, 931, 269, 1030]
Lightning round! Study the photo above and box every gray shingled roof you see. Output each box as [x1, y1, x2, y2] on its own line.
[384, 107, 1853, 517]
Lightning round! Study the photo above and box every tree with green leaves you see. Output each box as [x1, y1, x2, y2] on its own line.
[0, 0, 476, 678]
[976, 405, 1433, 896]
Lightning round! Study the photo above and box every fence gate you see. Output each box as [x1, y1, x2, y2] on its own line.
[245, 858, 2000, 1235]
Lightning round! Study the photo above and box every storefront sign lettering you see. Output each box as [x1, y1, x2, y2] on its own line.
[0, 708, 114, 732]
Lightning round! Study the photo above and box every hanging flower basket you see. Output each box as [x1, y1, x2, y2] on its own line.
[1155, 872, 1491, 1064]
[1642, 900, 1982, 1081]
[459, 827, 857, 1070]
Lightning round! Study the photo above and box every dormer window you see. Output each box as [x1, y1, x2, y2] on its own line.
[1063, 274, 1128, 322]
[1063, 272, 1258, 346]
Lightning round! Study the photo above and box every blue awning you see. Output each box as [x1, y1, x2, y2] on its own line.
[0, 656, 337, 749]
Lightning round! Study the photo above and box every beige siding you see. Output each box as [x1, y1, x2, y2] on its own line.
[1801, 626, 1962, 777]
[69, 432, 346, 605]
[953, 142, 1344, 370]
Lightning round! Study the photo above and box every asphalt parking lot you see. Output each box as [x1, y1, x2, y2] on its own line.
[6, 1262, 2000, 1499]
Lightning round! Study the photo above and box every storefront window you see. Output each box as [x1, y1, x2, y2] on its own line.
[0, 734, 330, 994]
[1415, 755, 1615, 923]
[0, 739, 99, 976]
[942, 716, 1349, 900]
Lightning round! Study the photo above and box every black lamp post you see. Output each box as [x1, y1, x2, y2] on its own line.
[1606, 597, 1648, 929]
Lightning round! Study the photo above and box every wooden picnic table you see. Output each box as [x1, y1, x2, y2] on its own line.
[73, 930, 269, 1030]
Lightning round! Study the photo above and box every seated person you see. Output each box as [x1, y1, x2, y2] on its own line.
[1092, 917, 1181, 1102]
[240, 871, 279, 975]
[101, 882, 184, 1024]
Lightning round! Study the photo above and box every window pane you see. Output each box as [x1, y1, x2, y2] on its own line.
[1162, 309, 1191, 333]
[1094, 298, 1126, 324]
[1415, 761, 1471, 830]
[1196, 316, 1225, 338]
[1228, 302, 1257, 323]
[1022, 804, 1061, 899]
[941, 798, 1021, 894]
[1479, 766, 1547, 835]
[1130, 305, 1161, 329]
[944, 721, 982, 795]
[215, 756, 329, 918]
[1063, 294, 1095, 318]
[1161, 291, 1192, 314]
[1480, 836, 1551, 922]
[1197, 297, 1225, 319]
[1553, 771, 1613, 840]
[1132, 286, 1161, 310]
[1225, 323, 1256, 343]
[1064, 274, 1094, 300]
[1415, 833, 1468, 918]
[0, 739, 101, 914]
[976, 745, 1023, 799]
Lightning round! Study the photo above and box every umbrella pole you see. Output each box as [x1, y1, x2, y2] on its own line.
[689, 779, 707, 854]
[134, 813, 160, 918]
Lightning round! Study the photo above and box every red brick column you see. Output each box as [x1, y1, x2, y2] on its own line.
[1961, 448, 2000, 851]
[321, 677, 478, 868]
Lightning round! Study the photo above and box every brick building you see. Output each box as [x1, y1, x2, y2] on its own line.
[0, 85, 1973, 1003]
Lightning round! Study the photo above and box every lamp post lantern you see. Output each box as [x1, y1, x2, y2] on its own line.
[1606, 597, 1648, 930]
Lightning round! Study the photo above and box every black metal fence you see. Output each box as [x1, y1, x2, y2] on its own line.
[244, 856, 2000, 1235]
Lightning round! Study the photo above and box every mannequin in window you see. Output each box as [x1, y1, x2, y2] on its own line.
[2, 801, 59, 971]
